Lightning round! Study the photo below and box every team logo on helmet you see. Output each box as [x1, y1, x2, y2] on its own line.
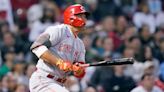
[80, 6, 86, 12]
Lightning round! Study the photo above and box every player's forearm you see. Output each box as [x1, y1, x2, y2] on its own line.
[31, 44, 62, 66]
[40, 50, 62, 66]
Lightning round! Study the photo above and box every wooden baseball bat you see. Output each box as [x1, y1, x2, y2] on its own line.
[80, 57, 135, 67]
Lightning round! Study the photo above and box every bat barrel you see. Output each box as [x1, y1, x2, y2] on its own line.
[89, 58, 134, 66]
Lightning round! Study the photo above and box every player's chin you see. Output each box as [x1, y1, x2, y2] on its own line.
[78, 26, 85, 32]
[81, 25, 86, 31]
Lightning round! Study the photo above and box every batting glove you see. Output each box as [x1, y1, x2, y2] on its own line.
[72, 62, 86, 78]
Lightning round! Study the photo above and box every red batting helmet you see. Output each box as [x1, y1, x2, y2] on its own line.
[64, 4, 89, 27]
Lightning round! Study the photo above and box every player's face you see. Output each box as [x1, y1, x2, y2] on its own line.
[72, 13, 87, 32]
[75, 13, 87, 24]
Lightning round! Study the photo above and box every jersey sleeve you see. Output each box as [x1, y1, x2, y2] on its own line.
[31, 25, 64, 58]
[44, 25, 64, 46]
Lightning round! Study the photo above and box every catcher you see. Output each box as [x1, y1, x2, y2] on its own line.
[29, 4, 89, 92]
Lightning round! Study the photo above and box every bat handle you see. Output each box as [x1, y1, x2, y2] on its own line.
[78, 63, 90, 68]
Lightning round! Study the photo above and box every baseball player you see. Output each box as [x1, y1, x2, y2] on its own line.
[29, 4, 89, 92]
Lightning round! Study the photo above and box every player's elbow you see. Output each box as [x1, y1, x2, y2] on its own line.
[30, 43, 40, 51]
[31, 45, 48, 58]
[30, 33, 51, 52]
[30, 39, 51, 52]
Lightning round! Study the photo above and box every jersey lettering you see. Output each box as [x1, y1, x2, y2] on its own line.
[58, 43, 72, 53]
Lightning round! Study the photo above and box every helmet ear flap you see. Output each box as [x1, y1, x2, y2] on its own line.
[70, 16, 75, 24]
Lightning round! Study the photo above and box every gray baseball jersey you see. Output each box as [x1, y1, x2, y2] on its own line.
[35, 24, 86, 78]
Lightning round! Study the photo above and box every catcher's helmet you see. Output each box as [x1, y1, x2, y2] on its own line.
[64, 4, 89, 27]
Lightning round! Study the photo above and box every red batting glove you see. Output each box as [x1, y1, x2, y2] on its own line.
[72, 62, 86, 78]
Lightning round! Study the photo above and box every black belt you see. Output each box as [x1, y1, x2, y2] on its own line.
[47, 74, 67, 83]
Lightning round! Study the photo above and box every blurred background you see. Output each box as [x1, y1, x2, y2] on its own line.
[0, 0, 164, 92]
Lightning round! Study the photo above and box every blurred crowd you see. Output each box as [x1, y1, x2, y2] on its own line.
[0, 0, 164, 92]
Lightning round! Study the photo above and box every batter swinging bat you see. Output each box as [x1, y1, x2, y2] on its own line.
[80, 57, 135, 67]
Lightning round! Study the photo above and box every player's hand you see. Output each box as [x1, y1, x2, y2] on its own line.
[56, 60, 72, 72]
[72, 62, 86, 78]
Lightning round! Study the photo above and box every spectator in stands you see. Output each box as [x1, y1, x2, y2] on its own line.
[80, 20, 96, 40]
[143, 46, 160, 75]
[155, 13, 164, 28]
[80, 65, 96, 91]
[84, 0, 99, 22]
[133, 1, 156, 33]
[65, 76, 80, 92]
[101, 65, 136, 92]
[122, 25, 137, 42]
[82, 35, 97, 63]
[92, 36, 104, 57]
[0, 0, 14, 30]
[156, 63, 164, 91]
[23, 64, 36, 87]
[102, 37, 114, 59]
[123, 47, 135, 59]
[138, 25, 153, 46]
[0, 50, 2, 66]
[8, 73, 17, 92]
[148, 0, 162, 14]
[127, 36, 144, 62]
[117, 25, 137, 53]
[155, 38, 164, 63]
[102, 16, 123, 50]
[125, 47, 158, 82]
[27, 0, 60, 28]
[84, 87, 97, 92]
[0, 73, 17, 92]
[0, 21, 10, 47]
[0, 75, 10, 92]
[97, 0, 122, 19]
[12, 63, 25, 85]
[11, 24, 31, 56]
[143, 61, 156, 76]
[0, 21, 10, 37]
[119, 0, 137, 16]
[131, 73, 162, 92]
[115, 15, 128, 37]
[97, 16, 115, 38]
[14, 84, 28, 92]
[147, 0, 164, 27]
[0, 51, 15, 79]
[27, 4, 43, 29]
[89, 63, 113, 92]
[143, 45, 158, 61]
[123, 47, 136, 76]
[1, 32, 24, 61]
[103, 16, 115, 31]
[28, 1, 60, 42]
[11, 0, 38, 29]
[101, 37, 121, 59]
[153, 28, 164, 50]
